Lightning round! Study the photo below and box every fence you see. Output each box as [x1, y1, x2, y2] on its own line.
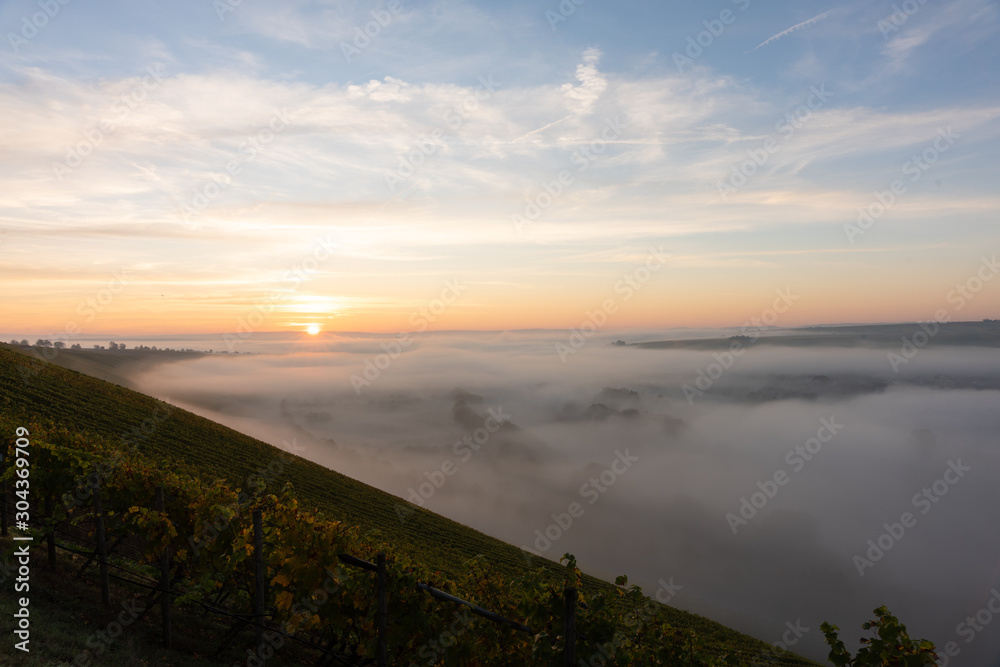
[0, 482, 582, 666]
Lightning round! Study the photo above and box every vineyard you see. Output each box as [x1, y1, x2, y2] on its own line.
[0, 343, 820, 665]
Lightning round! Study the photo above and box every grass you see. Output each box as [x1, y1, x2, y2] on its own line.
[0, 535, 318, 666]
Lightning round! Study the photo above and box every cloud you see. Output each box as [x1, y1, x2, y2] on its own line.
[881, 25, 935, 71]
[876, 0, 999, 73]
[126, 334, 1000, 664]
[560, 47, 608, 114]
[346, 76, 412, 102]
[2, 34, 999, 333]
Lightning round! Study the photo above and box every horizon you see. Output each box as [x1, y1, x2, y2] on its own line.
[5, 318, 998, 341]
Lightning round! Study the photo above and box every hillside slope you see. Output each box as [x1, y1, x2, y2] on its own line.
[0, 343, 817, 664]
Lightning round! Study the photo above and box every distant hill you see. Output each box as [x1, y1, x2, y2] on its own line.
[632, 320, 1000, 350]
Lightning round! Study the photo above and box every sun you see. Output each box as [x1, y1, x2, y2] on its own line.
[306, 324, 321, 336]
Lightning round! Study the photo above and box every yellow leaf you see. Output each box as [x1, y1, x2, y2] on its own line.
[275, 591, 293, 611]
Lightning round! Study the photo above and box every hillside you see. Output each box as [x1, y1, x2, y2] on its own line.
[0, 343, 817, 664]
[632, 320, 1000, 350]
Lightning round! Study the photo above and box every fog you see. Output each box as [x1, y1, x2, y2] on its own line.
[131, 331, 1000, 665]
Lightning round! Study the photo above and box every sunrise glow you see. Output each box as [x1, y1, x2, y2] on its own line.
[0, 0, 996, 340]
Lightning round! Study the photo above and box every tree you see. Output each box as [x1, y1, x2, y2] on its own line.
[822, 606, 937, 666]
[53, 341, 65, 349]
[71, 343, 82, 350]
[35, 339, 52, 347]
[109, 341, 118, 350]
[19, 339, 27, 345]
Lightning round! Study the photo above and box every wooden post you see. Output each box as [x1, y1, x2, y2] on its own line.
[564, 587, 577, 666]
[1, 450, 7, 537]
[45, 495, 56, 568]
[253, 509, 265, 657]
[94, 482, 110, 606]
[376, 552, 388, 667]
[155, 486, 172, 649]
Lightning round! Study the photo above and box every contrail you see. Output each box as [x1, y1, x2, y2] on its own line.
[746, 10, 834, 53]
[507, 115, 574, 144]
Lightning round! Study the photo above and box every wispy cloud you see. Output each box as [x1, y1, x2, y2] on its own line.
[746, 10, 834, 53]
[881, 26, 934, 71]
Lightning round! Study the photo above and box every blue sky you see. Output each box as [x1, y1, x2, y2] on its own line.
[2, 0, 999, 334]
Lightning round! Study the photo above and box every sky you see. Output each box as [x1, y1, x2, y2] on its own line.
[2, 0, 1000, 337]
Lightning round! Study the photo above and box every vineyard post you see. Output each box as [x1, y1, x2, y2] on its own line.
[45, 494, 56, 568]
[376, 552, 388, 667]
[1, 447, 7, 536]
[94, 480, 111, 606]
[564, 587, 577, 666]
[155, 486, 172, 649]
[253, 508, 265, 656]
